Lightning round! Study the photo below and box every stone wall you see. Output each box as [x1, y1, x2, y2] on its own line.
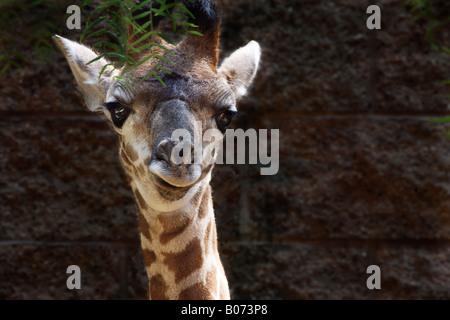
[0, 0, 449, 299]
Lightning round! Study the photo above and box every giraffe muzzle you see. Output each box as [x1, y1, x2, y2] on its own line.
[149, 138, 202, 189]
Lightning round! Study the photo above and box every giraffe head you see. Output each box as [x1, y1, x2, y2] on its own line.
[54, 1, 260, 212]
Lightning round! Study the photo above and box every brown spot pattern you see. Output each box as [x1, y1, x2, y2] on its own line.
[150, 274, 168, 300]
[159, 216, 191, 245]
[179, 282, 213, 300]
[125, 143, 139, 162]
[120, 146, 145, 179]
[137, 164, 146, 177]
[163, 238, 203, 284]
[204, 220, 212, 255]
[198, 187, 211, 220]
[206, 266, 217, 295]
[142, 248, 156, 268]
[158, 212, 193, 244]
[139, 212, 152, 242]
[191, 188, 203, 208]
[120, 148, 141, 179]
[135, 189, 148, 211]
[143, 156, 151, 166]
[135, 189, 152, 242]
[120, 148, 133, 169]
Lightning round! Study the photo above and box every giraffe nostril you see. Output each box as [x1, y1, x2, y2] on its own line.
[155, 140, 175, 164]
[154, 139, 195, 165]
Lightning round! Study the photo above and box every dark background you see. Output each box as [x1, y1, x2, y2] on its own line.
[0, 0, 449, 299]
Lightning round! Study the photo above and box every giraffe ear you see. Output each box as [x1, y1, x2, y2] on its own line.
[218, 41, 261, 100]
[53, 35, 118, 112]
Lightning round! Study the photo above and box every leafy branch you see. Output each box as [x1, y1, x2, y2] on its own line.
[0, 0, 60, 77]
[407, 0, 450, 134]
[406, 0, 450, 51]
[80, 0, 201, 87]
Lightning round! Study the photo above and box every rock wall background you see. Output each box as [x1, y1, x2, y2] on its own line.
[0, 0, 449, 299]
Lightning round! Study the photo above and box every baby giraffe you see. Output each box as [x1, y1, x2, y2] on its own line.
[54, 0, 260, 299]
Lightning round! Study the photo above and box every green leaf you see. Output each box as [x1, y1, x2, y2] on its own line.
[86, 28, 107, 39]
[80, 17, 105, 42]
[442, 46, 450, 54]
[85, 7, 106, 24]
[182, 22, 199, 29]
[150, 42, 175, 55]
[0, 63, 11, 77]
[155, 33, 176, 45]
[427, 117, 450, 123]
[135, 53, 156, 67]
[26, 0, 44, 9]
[97, 0, 116, 10]
[132, 10, 152, 21]
[138, 18, 153, 31]
[131, 31, 159, 46]
[156, 65, 172, 75]
[131, 43, 153, 53]
[153, 54, 173, 65]
[86, 53, 106, 65]
[412, 7, 430, 21]
[154, 73, 166, 87]
[132, 0, 151, 12]
[157, 2, 176, 13]
[175, 2, 195, 19]
[104, 52, 127, 60]
[187, 30, 203, 36]
[141, 71, 167, 87]
[98, 63, 115, 80]
[94, 41, 122, 53]
[81, 0, 94, 6]
[106, 30, 124, 48]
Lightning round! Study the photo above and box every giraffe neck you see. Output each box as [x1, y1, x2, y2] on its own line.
[132, 182, 230, 300]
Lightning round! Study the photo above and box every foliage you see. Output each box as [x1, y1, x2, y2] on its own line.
[0, 0, 200, 84]
[80, 0, 200, 86]
[407, 0, 450, 133]
[406, 0, 450, 51]
[407, 0, 438, 49]
[0, 0, 61, 77]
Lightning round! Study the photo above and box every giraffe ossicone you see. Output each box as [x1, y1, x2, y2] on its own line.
[54, 0, 260, 300]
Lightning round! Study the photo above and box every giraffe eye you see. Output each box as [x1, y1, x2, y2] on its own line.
[104, 102, 131, 129]
[216, 110, 237, 133]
